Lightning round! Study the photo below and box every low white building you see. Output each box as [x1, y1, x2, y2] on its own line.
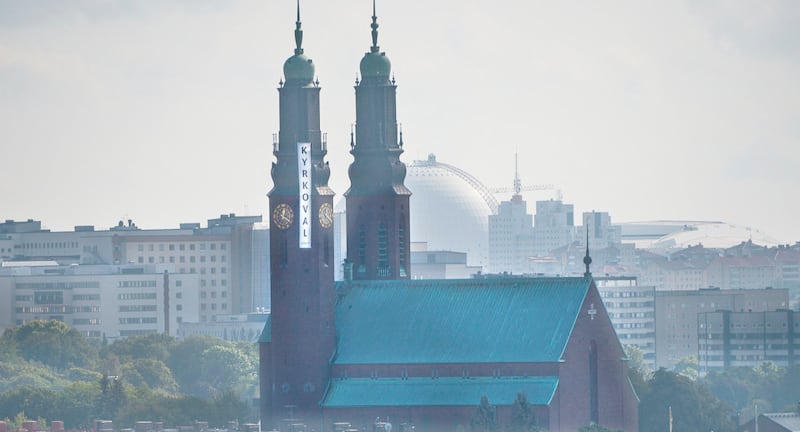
[177, 312, 269, 342]
[0, 263, 200, 341]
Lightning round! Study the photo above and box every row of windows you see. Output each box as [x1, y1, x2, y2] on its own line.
[609, 312, 652, 319]
[200, 291, 227, 299]
[118, 293, 156, 300]
[119, 305, 157, 312]
[35, 292, 63, 304]
[17, 281, 100, 289]
[601, 291, 652, 298]
[138, 256, 228, 265]
[200, 303, 227, 311]
[615, 322, 653, 329]
[21, 241, 79, 249]
[73, 318, 101, 325]
[17, 305, 70, 314]
[120, 329, 158, 337]
[119, 317, 158, 325]
[80, 330, 102, 338]
[618, 333, 655, 339]
[137, 243, 227, 252]
[605, 301, 654, 308]
[700, 322, 793, 329]
[73, 294, 101, 301]
[118, 280, 156, 288]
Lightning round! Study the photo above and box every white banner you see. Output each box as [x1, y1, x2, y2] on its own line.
[298, 142, 312, 249]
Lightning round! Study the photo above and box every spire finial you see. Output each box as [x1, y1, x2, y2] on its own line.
[583, 223, 592, 277]
[370, 0, 380, 53]
[294, 0, 304, 55]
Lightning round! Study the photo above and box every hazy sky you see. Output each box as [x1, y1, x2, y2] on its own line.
[1, 1, 799, 242]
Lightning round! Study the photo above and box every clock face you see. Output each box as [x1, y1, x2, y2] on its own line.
[318, 203, 333, 228]
[272, 203, 294, 229]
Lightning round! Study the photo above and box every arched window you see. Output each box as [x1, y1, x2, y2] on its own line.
[398, 218, 407, 274]
[589, 340, 599, 423]
[377, 223, 389, 269]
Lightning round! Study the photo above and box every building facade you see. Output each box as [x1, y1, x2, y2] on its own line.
[177, 312, 268, 342]
[259, 6, 638, 432]
[0, 214, 264, 324]
[488, 194, 535, 275]
[0, 263, 200, 341]
[409, 242, 481, 279]
[343, 3, 411, 281]
[654, 288, 789, 370]
[595, 276, 656, 369]
[260, 8, 337, 426]
[532, 199, 575, 256]
[698, 309, 800, 373]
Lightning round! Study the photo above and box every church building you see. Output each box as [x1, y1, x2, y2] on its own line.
[259, 4, 639, 432]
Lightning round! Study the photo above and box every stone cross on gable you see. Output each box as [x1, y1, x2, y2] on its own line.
[587, 303, 597, 320]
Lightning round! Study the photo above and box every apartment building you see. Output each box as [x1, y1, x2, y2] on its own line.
[0, 263, 200, 341]
[654, 287, 789, 370]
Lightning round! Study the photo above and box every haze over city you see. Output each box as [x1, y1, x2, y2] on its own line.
[1, 1, 798, 242]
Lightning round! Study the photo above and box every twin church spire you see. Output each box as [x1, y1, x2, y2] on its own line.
[276, 0, 410, 281]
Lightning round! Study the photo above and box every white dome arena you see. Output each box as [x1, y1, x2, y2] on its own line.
[648, 222, 780, 250]
[405, 154, 496, 268]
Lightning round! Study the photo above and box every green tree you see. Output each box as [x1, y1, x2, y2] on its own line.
[3, 412, 30, 431]
[470, 395, 499, 432]
[640, 369, 735, 432]
[775, 365, 800, 411]
[55, 381, 101, 429]
[672, 355, 699, 381]
[97, 375, 126, 420]
[102, 333, 175, 364]
[1, 320, 97, 369]
[120, 358, 178, 393]
[509, 392, 538, 432]
[199, 344, 256, 396]
[624, 345, 651, 398]
[0, 387, 57, 422]
[168, 335, 221, 397]
[703, 369, 753, 412]
[0, 360, 70, 393]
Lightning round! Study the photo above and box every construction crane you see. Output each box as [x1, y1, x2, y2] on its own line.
[489, 153, 563, 200]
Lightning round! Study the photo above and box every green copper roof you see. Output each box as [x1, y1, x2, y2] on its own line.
[283, 1, 315, 85]
[359, 0, 391, 81]
[257, 315, 271, 343]
[322, 376, 559, 407]
[334, 277, 590, 364]
[284, 54, 315, 84]
[359, 52, 390, 80]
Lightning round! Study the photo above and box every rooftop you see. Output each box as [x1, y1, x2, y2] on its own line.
[334, 277, 591, 364]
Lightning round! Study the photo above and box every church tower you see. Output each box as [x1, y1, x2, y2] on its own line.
[345, 1, 411, 280]
[260, 4, 336, 428]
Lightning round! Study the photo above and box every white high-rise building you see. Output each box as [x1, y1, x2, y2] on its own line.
[579, 211, 622, 250]
[488, 195, 534, 274]
[532, 200, 576, 256]
[595, 276, 656, 370]
[488, 155, 535, 274]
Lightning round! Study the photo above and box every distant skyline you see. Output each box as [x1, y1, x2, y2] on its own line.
[1, 1, 798, 242]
